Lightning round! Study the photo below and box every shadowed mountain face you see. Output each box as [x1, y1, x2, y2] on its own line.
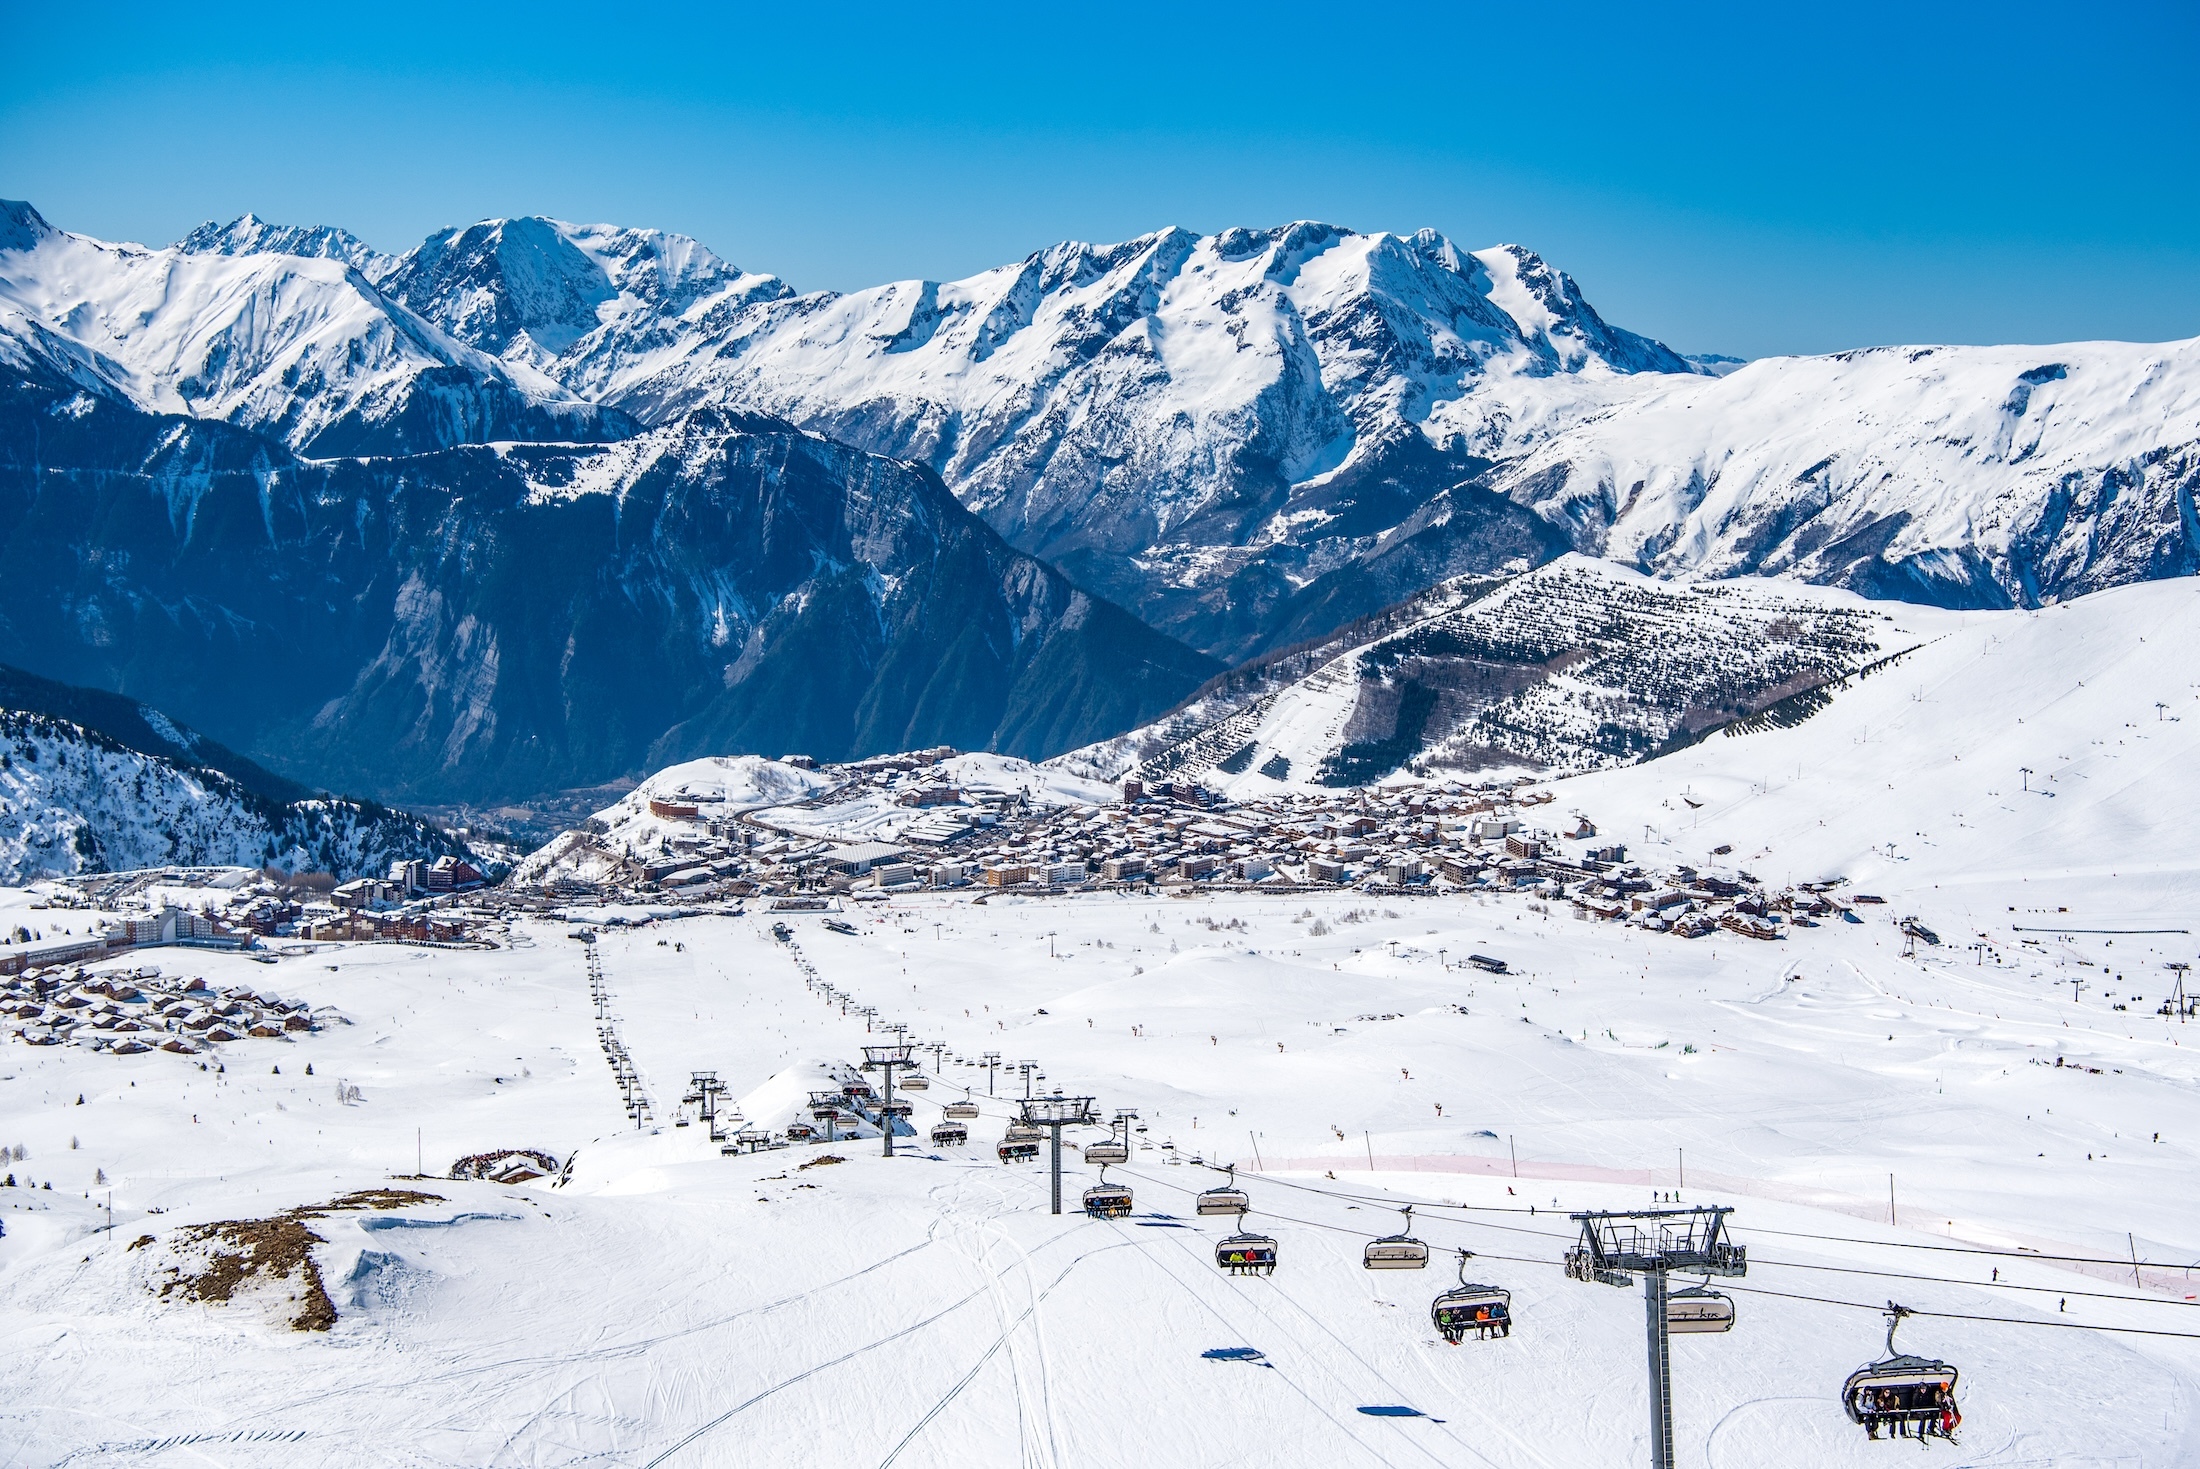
[0, 372, 1217, 805]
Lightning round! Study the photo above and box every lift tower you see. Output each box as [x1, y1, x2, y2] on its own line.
[1018, 1092, 1098, 1214]
[861, 1041, 917, 1158]
[1566, 1207, 1747, 1469]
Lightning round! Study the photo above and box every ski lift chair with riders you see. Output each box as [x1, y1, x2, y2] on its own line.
[1843, 1305, 1960, 1442]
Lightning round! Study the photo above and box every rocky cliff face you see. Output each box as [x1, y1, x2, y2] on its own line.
[0, 367, 1217, 804]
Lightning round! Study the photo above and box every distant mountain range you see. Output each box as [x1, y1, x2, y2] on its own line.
[2, 196, 2195, 805]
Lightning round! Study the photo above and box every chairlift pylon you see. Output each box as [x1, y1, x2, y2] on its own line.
[1841, 1304, 1961, 1442]
[1363, 1205, 1430, 1270]
[1431, 1251, 1511, 1343]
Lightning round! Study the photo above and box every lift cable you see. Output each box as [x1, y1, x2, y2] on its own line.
[1733, 1222, 2200, 1272]
[1749, 1255, 2200, 1310]
[1720, 1282, 2200, 1341]
[1154, 1163, 2200, 1312]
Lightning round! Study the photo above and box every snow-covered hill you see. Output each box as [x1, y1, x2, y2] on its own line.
[0, 201, 620, 456]
[1558, 574, 2200, 908]
[1480, 340, 2200, 608]
[1063, 556, 1958, 791]
[0, 709, 463, 882]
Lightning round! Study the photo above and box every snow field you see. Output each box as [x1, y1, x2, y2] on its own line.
[4, 868, 2199, 1465]
[7, 581, 2200, 1464]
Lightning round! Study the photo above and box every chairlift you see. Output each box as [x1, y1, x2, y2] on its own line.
[1083, 1130, 1129, 1165]
[1216, 1226, 1278, 1276]
[1841, 1305, 1960, 1441]
[880, 1100, 914, 1118]
[1363, 1206, 1430, 1270]
[1196, 1164, 1251, 1216]
[929, 1122, 968, 1147]
[842, 1080, 875, 1101]
[785, 1122, 817, 1142]
[1431, 1252, 1511, 1343]
[900, 1071, 930, 1091]
[1666, 1279, 1737, 1334]
[1082, 1166, 1134, 1218]
[998, 1137, 1041, 1163]
[944, 1100, 980, 1120]
[1003, 1122, 1042, 1143]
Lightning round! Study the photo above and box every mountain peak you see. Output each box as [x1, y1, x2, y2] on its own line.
[0, 199, 55, 254]
[176, 213, 392, 276]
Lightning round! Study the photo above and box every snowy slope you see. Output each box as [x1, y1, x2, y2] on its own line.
[1485, 339, 2200, 608]
[0, 710, 462, 882]
[1556, 575, 2200, 908]
[8, 669, 2200, 1468]
[0, 201, 616, 455]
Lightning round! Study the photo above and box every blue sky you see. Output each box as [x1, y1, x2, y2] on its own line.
[6, 1, 2195, 359]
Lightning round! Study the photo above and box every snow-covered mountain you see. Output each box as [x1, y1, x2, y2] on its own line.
[0, 708, 464, 883]
[0, 201, 622, 456]
[365, 216, 1700, 651]
[1059, 556, 1961, 790]
[1473, 340, 2200, 608]
[177, 213, 397, 278]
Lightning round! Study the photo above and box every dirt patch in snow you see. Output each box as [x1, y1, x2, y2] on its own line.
[150, 1187, 445, 1331]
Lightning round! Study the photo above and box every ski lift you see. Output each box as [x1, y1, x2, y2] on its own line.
[1003, 1122, 1042, 1143]
[842, 1080, 875, 1101]
[1083, 1167, 1134, 1218]
[929, 1122, 967, 1147]
[1363, 1206, 1430, 1270]
[1083, 1118, 1130, 1165]
[1216, 1227, 1278, 1276]
[785, 1122, 817, 1142]
[880, 1099, 913, 1117]
[1666, 1279, 1737, 1334]
[1842, 1305, 1960, 1441]
[1431, 1253, 1511, 1343]
[944, 1100, 980, 1120]
[1196, 1165, 1251, 1216]
[900, 1071, 930, 1091]
[997, 1137, 1041, 1163]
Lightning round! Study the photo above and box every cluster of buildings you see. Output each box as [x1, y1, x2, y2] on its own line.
[3, 963, 322, 1056]
[537, 763, 1845, 943]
